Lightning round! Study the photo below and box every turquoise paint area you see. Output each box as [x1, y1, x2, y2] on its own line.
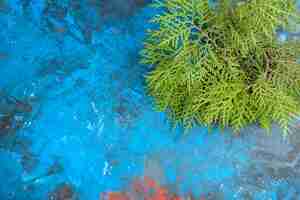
[0, 1, 300, 199]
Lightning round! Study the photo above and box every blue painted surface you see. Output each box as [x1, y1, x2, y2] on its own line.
[0, 1, 300, 200]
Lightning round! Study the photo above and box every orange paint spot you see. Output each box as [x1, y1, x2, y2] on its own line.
[156, 187, 168, 196]
[100, 176, 188, 200]
[101, 192, 130, 200]
[143, 176, 159, 189]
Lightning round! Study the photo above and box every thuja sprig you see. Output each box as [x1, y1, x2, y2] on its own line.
[141, 0, 300, 135]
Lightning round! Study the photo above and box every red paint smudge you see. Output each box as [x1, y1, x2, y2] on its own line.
[99, 176, 192, 200]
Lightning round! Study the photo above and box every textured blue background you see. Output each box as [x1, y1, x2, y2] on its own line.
[0, 0, 300, 199]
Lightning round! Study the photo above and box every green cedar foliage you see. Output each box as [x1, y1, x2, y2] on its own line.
[141, 0, 300, 135]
